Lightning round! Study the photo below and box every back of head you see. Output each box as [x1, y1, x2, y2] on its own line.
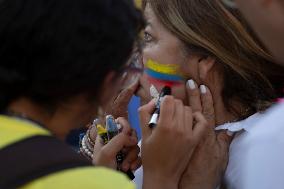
[0, 0, 143, 111]
[143, 0, 284, 116]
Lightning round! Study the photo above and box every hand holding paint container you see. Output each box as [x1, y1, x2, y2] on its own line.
[149, 86, 172, 128]
[96, 115, 135, 180]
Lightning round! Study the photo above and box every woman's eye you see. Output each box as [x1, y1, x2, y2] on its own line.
[144, 31, 153, 43]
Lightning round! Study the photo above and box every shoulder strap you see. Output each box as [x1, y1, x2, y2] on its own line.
[0, 135, 92, 189]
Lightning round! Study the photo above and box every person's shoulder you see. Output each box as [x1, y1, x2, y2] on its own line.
[239, 103, 284, 153]
[240, 104, 284, 189]
[21, 166, 135, 189]
[247, 103, 284, 139]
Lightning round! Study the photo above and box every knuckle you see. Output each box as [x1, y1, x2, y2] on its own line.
[193, 111, 202, 116]
[201, 117, 209, 125]
[192, 107, 202, 113]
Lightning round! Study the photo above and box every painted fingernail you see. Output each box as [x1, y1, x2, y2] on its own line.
[187, 79, 196, 90]
[200, 85, 207, 94]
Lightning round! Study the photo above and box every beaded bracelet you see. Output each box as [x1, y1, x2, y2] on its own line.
[80, 135, 94, 160]
[86, 128, 96, 147]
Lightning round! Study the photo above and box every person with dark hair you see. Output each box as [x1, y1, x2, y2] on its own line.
[0, 0, 209, 188]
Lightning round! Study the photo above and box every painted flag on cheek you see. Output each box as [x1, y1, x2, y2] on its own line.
[145, 59, 185, 87]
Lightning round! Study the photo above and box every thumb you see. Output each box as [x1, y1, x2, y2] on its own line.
[115, 81, 139, 104]
[111, 81, 139, 118]
[100, 133, 136, 160]
[138, 99, 156, 139]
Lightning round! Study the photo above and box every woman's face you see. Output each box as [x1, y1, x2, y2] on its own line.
[136, 5, 201, 104]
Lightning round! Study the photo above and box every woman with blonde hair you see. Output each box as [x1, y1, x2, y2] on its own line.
[134, 0, 284, 188]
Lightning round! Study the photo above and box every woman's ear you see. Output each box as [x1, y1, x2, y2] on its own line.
[198, 56, 216, 81]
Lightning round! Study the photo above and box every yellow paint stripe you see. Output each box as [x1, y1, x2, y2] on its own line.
[146, 59, 180, 75]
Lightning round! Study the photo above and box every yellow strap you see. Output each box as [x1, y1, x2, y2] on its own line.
[0, 115, 134, 189]
[0, 115, 50, 149]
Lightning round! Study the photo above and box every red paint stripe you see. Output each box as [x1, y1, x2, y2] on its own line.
[146, 75, 182, 87]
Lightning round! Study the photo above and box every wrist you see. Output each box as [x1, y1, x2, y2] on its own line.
[143, 171, 178, 189]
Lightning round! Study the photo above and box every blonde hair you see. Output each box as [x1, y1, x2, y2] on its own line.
[143, 0, 284, 116]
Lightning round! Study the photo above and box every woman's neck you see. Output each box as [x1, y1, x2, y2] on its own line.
[212, 95, 238, 126]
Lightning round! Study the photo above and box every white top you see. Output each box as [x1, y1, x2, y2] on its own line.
[215, 113, 261, 189]
[134, 141, 143, 189]
[241, 103, 284, 189]
[134, 104, 284, 189]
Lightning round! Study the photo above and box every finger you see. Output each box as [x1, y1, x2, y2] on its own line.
[130, 157, 142, 171]
[89, 126, 98, 143]
[93, 134, 104, 159]
[158, 96, 175, 127]
[174, 99, 184, 130]
[101, 133, 136, 159]
[130, 129, 138, 144]
[111, 81, 139, 118]
[200, 85, 215, 128]
[186, 79, 202, 112]
[122, 146, 140, 171]
[115, 80, 139, 103]
[116, 117, 132, 135]
[138, 99, 156, 138]
[184, 106, 193, 133]
[131, 129, 138, 139]
[192, 112, 208, 142]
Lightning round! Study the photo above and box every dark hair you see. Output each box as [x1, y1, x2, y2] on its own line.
[0, 0, 144, 111]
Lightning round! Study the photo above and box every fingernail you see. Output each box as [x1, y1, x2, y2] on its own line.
[200, 85, 207, 94]
[187, 79, 196, 90]
[226, 130, 234, 136]
[117, 123, 122, 130]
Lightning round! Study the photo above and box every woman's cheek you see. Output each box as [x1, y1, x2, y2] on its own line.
[171, 84, 187, 104]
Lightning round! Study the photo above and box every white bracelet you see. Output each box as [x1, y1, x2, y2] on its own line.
[80, 135, 93, 159]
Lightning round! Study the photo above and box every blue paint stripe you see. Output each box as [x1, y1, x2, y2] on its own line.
[145, 69, 183, 81]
